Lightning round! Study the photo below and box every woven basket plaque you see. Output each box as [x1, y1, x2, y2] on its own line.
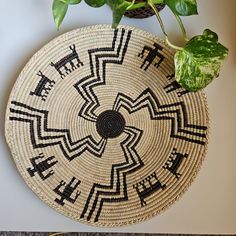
[5, 25, 209, 227]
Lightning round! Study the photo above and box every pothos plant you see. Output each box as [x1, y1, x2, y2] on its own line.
[52, 0, 228, 91]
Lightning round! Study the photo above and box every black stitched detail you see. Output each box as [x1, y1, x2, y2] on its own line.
[9, 101, 107, 161]
[113, 88, 207, 145]
[74, 29, 132, 122]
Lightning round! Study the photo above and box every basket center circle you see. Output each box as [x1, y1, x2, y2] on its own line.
[96, 110, 126, 139]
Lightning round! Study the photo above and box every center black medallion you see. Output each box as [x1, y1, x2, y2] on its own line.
[96, 110, 126, 139]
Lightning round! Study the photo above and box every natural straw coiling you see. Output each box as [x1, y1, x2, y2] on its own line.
[5, 25, 209, 227]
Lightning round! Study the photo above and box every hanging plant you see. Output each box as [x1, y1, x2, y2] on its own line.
[52, 0, 228, 91]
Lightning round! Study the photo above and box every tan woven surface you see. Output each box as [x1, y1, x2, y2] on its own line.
[5, 25, 209, 227]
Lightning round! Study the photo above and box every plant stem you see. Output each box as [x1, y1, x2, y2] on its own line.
[173, 14, 189, 42]
[126, 0, 163, 11]
[147, 0, 166, 36]
[147, 0, 183, 51]
[126, 0, 136, 10]
[165, 36, 183, 50]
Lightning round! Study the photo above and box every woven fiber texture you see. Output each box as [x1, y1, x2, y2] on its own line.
[5, 25, 209, 227]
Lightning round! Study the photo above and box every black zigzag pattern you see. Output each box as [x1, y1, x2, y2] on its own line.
[80, 126, 143, 222]
[9, 101, 107, 161]
[74, 28, 132, 122]
[113, 88, 207, 145]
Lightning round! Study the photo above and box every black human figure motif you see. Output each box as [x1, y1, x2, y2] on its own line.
[50, 44, 83, 79]
[138, 43, 164, 71]
[163, 148, 188, 179]
[54, 177, 81, 206]
[29, 71, 55, 101]
[133, 172, 166, 207]
[27, 153, 58, 180]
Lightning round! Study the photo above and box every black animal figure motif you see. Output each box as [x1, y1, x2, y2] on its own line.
[54, 177, 81, 206]
[167, 73, 175, 80]
[27, 153, 58, 180]
[50, 44, 83, 79]
[133, 172, 166, 207]
[138, 43, 164, 71]
[164, 80, 189, 97]
[164, 73, 189, 97]
[29, 71, 55, 101]
[163, 148, 188, 179]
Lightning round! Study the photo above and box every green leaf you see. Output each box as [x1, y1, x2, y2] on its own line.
[175, 29, 229, 91]
[164, 0, 198, 16]
[84, 0, 106, 7]
[68, 0, 81, 4]
[52, 0, 68, 30]
[107, 0, 130, 28]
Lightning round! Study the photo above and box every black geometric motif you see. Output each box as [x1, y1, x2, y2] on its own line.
[69, 28, 146, 222]
[96, 110, 125, 139]
[30, 71, 55, 101]
[51, 44, 83, 79]
[9, 101, 107, 161]
[138, 43, 164, 71]
[74, 28, 132, 122]
[54, 177, 81, 206]
[163, 148, 188, 179]
[80, 126, 143, 222]
[164, 73, 189, 97]
[133, 172, 166, 207]
[27, 153, 58, 180]
[113, 88, 207, 145]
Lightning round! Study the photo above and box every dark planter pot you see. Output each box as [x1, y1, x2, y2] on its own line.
[124, 0, 165, 19]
